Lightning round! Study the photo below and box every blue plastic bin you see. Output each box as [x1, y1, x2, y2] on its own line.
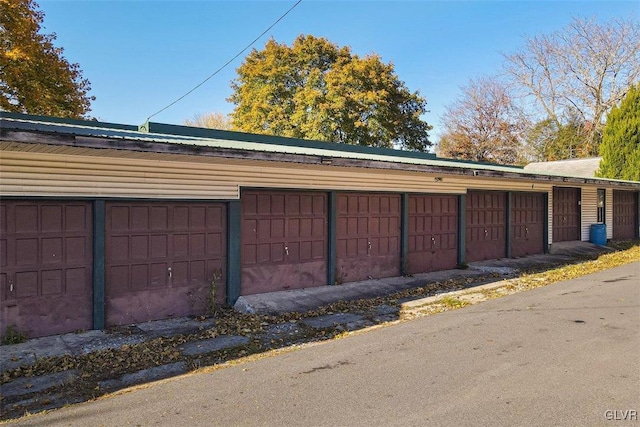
[589, 224, 607, 246]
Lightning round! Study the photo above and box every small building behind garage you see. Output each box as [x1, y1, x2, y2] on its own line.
[1, 112, 639, 338]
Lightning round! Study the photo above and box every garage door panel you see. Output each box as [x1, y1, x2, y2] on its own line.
[66, 236, 88, 262]
[613, 191, 637, 240]
[110, 206, 130, 231]
[150, 263, 167, 287]
[257, 243, 270, 263]
[42, 270, 63, 295]
[150, 207, 168, 230]
[173, 207, 189, 229]
[15, 205, 37, 232]
[206, 233, 224, 257]
[65, 205, 89, 231]
[16, 271, 38, 298]
[0, 272, 7, 301]
[173, 234, 188, 256]
[407, 195, 458, 275]
[0, 204, 6, 233]
[511, 193, 545, 257]
[66, 268, 89, 294]
[336, 193, 401, 282]
[106, 202, 227, 326]
[40, 236, 62, 261]
[130, 206, 148, 230]
[242, 244, 257, 265]
[241, 191, 328, 295]
[553, 187, 581, 242]
[130, 264, 149, 290]
[1, 200, 93, 338]
[271, 242, 285, 262]
[16, 238, 37, 265]
[171, 261, 189, 285]
[0, 239, 6, 269]
[300, 241, 312, 260]
[189, 207, 206, 229]
[466, 191, 506, 262]
[41, 206, 62, 231]
[286, 241, 300, 262]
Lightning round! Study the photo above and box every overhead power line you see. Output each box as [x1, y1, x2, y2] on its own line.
[144, 0, 303, 124]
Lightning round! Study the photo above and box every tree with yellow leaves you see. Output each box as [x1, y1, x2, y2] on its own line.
[1, 0, 94, 118]
[229, 35, 432, 151]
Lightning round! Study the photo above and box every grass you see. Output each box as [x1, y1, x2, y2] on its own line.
[404, 242, 639, 317]
[1, 325, 27, 346]
[439, 296, 470, 309]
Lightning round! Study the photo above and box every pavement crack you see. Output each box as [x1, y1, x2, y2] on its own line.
[301, 360, 353, 374]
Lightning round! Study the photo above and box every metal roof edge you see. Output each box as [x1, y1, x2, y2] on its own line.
[1, 113, 528, 171]
[147, 122, 440, 162]
[0, 111, 138, 132]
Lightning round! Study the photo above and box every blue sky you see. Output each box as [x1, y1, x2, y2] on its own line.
[39, 0, 638, 140]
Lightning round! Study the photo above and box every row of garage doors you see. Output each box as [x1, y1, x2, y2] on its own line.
[1, 189, 638, 337]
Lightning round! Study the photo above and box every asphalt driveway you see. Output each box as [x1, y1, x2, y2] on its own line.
[10, 262, 639, 427]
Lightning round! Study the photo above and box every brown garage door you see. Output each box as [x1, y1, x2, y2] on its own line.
[106, 202, 226, 326]
[407, 195, 458, 274]
[511, 193, 546, 257]
[241, 191, 327, 295]
[613, 190, 637, 240]
[553, 187, 581, 242]
[0, 201, 93, 338]
[336, 193, 401, 283]
[466, 191, 506, 262]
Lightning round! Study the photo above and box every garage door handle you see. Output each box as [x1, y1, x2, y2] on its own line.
[168, 267, 172, 278]
[368, 241, 372, 254]
[525, 227, 529, 235]
[431, 236, 436, 246]
[484, 229, 488, 236]
[285, 246, 289, 256]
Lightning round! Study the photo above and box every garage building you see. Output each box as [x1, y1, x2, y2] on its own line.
[2, 112, 639, 337]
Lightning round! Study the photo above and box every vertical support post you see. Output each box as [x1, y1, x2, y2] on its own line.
[327, 191, 337, 285]
[578, 188, 583, 241]
[92, 200, 106, 330]
[226, 200, 242, 305]
[505, 192, 512, 259]
[400, 193, 409, 275]
[636, 191, 640, 239]
[543, 191, 550, 253]
[458, 194, 466, 266]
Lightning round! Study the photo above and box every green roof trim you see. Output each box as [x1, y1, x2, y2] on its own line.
[147, 122, 439, 161]
[0, 111, 527, 170]
[0, 111, 138, 132]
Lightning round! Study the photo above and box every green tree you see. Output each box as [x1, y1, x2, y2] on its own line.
[0, 0, 94, 118]
[526, 111, 599, 161]
[229, 35, 432, 151]
[597, 84, 640, 181]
